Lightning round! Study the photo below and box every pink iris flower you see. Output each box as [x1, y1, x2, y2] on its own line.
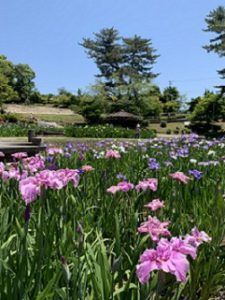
[0, 162, 5, 174]
[47, 147, 63, 155]
[1, 171, 9, 181]
[11, 152, 28, 159]
[136, 178, 158, 192]
[136, 238, 191, 284]
[19, 177, 41, 205]
[81, 165, 95, 172]
[170, 172, 190, 184]
[23, 155, 45, 173]
[107, 185, 121, 194]
[144, 199, 165, 211]
[19, 169, 80, 204]
[105, 149, 121, 159]
[107, 181, 134, 194]
[138, 216, 171, 241]
[185, 227, 212, 247]
[136, 230, 211, 284]
[0, 152, 5, 157]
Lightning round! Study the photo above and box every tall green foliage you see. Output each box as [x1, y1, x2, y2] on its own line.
[81, 28, 159, 116]
[204, 6, 225, 79]
[13, 64, 36, 102]
[0, 74, 19, 102]
[190, 92, 225, 122]
[0, 55, 36, 103]
[81, 28, 122, 93]
[160, 86, 181, 113]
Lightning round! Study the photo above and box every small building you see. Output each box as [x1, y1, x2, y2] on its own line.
[104, 111, 144, 128]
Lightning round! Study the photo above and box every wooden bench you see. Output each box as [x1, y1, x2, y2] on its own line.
[0, 130, 46, 161]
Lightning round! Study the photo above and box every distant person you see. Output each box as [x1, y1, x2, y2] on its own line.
[135, 123, 141, 138]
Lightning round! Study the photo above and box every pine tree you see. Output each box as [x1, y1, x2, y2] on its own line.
[81, 29, 159, 106]
[122, 35, 159, 85]
[204, 6, 225, 79]
[81, 27, 122, 92]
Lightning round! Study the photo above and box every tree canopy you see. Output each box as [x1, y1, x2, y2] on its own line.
[81, 28, 159, 97]
[80, 27, 161, 119]
[190, 91, 225, 123]
[204, 6, 225, 79]
[0, 55, 36, 103]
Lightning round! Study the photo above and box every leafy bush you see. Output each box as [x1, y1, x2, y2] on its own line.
[190, 93, 225, 123]
[73, 94, 106, 124]
[189, 122, 222, 135]
[166, 129, 171, 134]
[160, 121, 167, 128]
[181, 128, 191, 134]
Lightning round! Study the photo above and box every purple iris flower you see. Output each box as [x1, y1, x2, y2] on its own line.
[188, 169, 203, 180]
[66, 143, 73, 149]
[77, 169, 85, 175]
[77, 143, 88, 152]
[148, 158, 160, 170]
[116, 173, 127, 181]
[176, 146, 189, 158]
[64, 152, 71, 158]
[46, 155, 54, 163]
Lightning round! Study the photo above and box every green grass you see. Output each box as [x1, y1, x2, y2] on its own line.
[14, 113, 85, 125]
[149, 122, 186, 134]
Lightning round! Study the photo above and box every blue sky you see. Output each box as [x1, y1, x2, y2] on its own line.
[0, 0, 224, 99]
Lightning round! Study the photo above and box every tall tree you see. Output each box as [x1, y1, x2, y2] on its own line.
[161, 86, 180, 103]
[0, 55, 15, 87]
[161, 86, 181, 113]
[204, 6, 225, 79]
[0, 55, 36, 103]
[190, 92, 225, 123]
[0, 74, 18, 102]
[122, 35, 159, 85]
[81, 28, 122, 92]
[81, 28, 159, 117]
[13, 64, 36, 102]
[119, 35, 159, 105]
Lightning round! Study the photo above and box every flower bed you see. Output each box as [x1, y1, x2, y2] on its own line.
[0, 123, 64, 137]
[0, 134, 224, 298]
[65, 124, 156, 138]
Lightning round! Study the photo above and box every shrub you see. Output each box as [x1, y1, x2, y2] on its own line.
[160, 121, 167, 128]
[166, 129, 171, 134]
[189, 122, 222, 135]
[3, 113, 19, 123]
[181, 128, 191, 134]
